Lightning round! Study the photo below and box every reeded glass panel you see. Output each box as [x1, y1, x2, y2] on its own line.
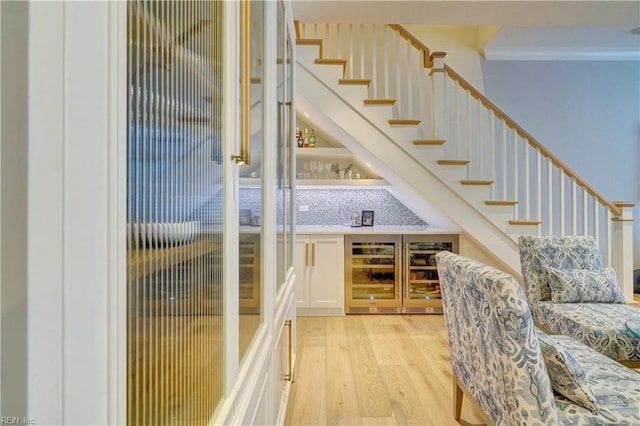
[127, 1, 223, 423]
[238, 0, 263, 362]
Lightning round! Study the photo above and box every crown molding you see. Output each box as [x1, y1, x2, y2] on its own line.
[481, 47, 640, 61]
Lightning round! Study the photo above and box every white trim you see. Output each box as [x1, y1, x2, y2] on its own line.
[482, 47, 640, 61]
[106, 1, 127, 424]
[28, 2, 65, 422]
[223, 0, 240, 399]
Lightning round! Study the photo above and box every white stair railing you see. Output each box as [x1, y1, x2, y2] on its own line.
[296, 22, 635, 298]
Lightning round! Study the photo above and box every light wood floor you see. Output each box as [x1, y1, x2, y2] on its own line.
[284, 315, 485, 426]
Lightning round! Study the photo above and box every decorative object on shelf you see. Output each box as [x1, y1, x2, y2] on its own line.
[350, 212, 361, 227]
[296, 127, 303, 148]
[309, 129, 316, 148]
[239, 209, 252, 225]
[129, 221, 199, 247]
[361, 210, 374, 226]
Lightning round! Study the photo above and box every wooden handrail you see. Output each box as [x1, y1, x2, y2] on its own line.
[443, 64, 620, 216]
[387, 24, 431, 68]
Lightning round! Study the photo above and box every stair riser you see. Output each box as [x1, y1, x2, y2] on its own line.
[384, 126, 420, 144]
[434, 166, 468, 183]
[310, 63, 344, 84]
[297, 44, 322, 64]
[361, 105, 395, 124]
[504, 224, 540, 237]
[335, 85, 371, 106]
[456, 185, 492, 204]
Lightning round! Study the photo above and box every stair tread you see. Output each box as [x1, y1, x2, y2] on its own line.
[460, 180, 494, 186]
[315, 58, 347, 65]
[389, 119, 421, 125]
[509, 219, 542, 225]
[296, 38, 323, 45]
[364, 98, 396, 105]
[339, 78, 372, 85]
[413, 139, 446, 146]
[438, 159, 470, 166]
[485, 200, 518, 206]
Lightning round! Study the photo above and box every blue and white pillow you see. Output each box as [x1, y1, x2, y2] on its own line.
[537, 331, 599, 412]
[545, 267, 626, 304]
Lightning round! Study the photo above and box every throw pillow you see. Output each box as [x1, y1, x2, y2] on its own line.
[545, 267, 626, 304]
[536, 331, 599, 412]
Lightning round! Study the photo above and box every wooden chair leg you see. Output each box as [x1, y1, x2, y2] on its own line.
[453, 376, 463, 420]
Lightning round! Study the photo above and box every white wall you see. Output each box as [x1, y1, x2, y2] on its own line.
[402, 24, 486, 92]
[480, 60, 640, 267]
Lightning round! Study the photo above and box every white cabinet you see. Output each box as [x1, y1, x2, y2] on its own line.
[295, 234, 345, 315]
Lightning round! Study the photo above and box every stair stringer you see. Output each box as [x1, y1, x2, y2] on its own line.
[297, 60, 522, 278]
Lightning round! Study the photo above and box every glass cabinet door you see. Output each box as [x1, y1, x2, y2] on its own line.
[345, 235, 402, 313]
[402, 235, 459, 313]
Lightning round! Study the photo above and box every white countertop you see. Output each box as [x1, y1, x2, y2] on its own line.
[295, 225, 460, 235]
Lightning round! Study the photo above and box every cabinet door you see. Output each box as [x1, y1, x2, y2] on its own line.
[294, 237, 310, 308]
[309, 236, 344, 308]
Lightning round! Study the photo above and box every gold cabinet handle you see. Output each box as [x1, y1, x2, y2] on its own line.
[311, 243, 316, 267]
[305, 242, 309, 267]
[232, 0, 251, 164]
[285, 319, 293, 381]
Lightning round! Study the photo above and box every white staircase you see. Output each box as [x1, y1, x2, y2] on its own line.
[295, 23, 636, 294]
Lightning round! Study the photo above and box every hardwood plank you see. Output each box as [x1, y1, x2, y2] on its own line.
[326, 317, 361, 424]
[345, 316, 393, 417]
[379, 365, 432, 424]
[287, 346, 327, 425]
[284, 315, 487, 426]
[303, 316, 327, 347]
[369, 335, 409, 366]
[361, 417, 398, 425]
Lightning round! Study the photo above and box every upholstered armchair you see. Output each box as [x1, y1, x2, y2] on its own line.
[437, 251, 640, 425]
[519, 235, 640, 366]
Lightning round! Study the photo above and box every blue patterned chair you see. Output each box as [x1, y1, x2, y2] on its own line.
[519, 235, 640, 366]
[436, 251, 640, 425]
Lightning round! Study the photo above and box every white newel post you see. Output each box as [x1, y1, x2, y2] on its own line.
[612, 201, 635, 302]
[429, 52, 447, 141]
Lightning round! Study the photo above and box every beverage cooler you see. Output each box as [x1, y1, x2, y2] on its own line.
[402, 235, 458, 314]
[345, 234, 459, 314]
[345, 235, 403, 314]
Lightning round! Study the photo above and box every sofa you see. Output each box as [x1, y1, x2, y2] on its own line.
[436, 251, 640, 425]
[519, 235, 640, 365]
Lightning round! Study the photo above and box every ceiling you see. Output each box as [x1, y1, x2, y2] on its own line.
[291, 1, 640, 60]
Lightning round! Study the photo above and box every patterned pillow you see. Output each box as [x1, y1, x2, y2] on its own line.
[537, 331, 599, 412]
[545, 267, 626, 303]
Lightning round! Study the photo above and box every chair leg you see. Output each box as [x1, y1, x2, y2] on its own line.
[453, 376, 463, 420]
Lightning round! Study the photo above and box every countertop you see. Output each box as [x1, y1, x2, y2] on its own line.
[295, 225, 460, 235]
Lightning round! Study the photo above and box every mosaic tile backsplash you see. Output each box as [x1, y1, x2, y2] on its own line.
[239, 188, 426, 226]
